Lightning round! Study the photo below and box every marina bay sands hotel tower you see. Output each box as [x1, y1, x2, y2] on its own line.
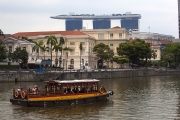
[50, 12, 141, 31]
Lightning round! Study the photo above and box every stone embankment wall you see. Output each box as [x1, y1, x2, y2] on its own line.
[0, 69, 179, 82]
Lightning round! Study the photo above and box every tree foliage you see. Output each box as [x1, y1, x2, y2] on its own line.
[0, 29, 7, 61]
[161, 43, 180, 68]
[113, 56, 129, 68]
[32, 40, 43, 59]
[41, 45, 49, 60]
[45, 35, 57, 62]
[117, 39, 155, 67]
[93, 43, 114, 67]
[0, 44, 8, 62]
[59, 37, 65, 67]
[12, 47, 28, 64]
[63, 47, 73, 70]
[53, 40, 62, 67]
[0, 29, 5, 45]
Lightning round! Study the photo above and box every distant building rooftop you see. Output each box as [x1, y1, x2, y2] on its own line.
[50, 12, 141, 20]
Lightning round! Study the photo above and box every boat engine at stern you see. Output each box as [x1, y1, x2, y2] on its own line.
[107, 90, 114, 96]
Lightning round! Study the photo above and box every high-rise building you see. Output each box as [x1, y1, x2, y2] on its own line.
[50, 12, 141, 31]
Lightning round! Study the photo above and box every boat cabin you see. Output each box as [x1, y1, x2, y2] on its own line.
[44, 79, 100, 95]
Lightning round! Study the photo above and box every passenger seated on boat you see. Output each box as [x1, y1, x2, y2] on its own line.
[67, 87, 71, 93]
[32, 85, 38, 94]
[71, 89, 74, 94]
[63, 88, 67, 94]
[74, 87, 78, 93]
[86, 87, 91, 93]
[17, 86, 21, 94]
[80, 87, 85, 93]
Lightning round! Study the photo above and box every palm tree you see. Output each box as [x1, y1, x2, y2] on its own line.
[79, 43, 83, 69]
[63, 47, 73, 70]
[41, 45, 49, 60]
[32, 40, 43, 59]
[45, 35, 57, 65]
[52, 40, 61, 67]
[59, 37, 65, 67]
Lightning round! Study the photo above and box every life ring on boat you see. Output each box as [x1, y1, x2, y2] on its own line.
[14, 90, 19, 98]
[99, 87, 105, 94]
[21, 91, 27, 99]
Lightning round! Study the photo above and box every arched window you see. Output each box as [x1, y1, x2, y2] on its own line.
[70, 59, 74, 64]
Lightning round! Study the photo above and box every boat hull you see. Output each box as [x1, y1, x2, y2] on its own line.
[10, 94, 110, 107]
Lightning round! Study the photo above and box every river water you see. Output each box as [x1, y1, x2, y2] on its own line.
[1, 75, 180, 120]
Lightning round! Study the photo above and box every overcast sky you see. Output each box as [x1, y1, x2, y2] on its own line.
[0, 0, 178, 38]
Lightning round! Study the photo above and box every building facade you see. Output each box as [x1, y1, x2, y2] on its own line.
[81, 26, 129, 68]
[1, 35, 35, 63]
[129, 31, 175, 61]
[129, 31, 175, 41]
[5, 26, 169, 69]
[13, 31, 97, 69]
[11, 27, 129, 69]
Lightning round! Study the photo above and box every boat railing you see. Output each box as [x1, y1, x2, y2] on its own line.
[26, 88, 103, 97]
[13, 85, 107, 98]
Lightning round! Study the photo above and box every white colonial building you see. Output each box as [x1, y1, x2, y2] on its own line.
[1, 34, 35, 63]
[11, 27, 129, 69]
[2, 26, 170, 69]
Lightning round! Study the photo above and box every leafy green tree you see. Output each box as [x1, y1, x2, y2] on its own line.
[0, 29, 8, 62]
[113, 56, 129, 68]
[0, 29, 5, 45]
[117, 39, 155, 67]
[52, 40, 61, 67]
[12, 47, 28, 64]
[7, 52, 13, 61]
[32, 40, 43, 59]
[45, 35, 57, 64]
[79, 43, 83, 69]
[63, 47, 73, 70]
[161, 43, 180, 68]
[41, 45, 49, 60]
[93, 43, 114, 68]
[0, 44, 7, 62]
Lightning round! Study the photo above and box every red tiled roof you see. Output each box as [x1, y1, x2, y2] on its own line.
[12, 31, 86, 37]
[0, 34, 18, 40]
[111, 26, 121, 29]
[150, 43, 158, 46]
[160, 40, 173, 44]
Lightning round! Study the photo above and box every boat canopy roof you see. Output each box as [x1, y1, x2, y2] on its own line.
[45, 79, 99, 84]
